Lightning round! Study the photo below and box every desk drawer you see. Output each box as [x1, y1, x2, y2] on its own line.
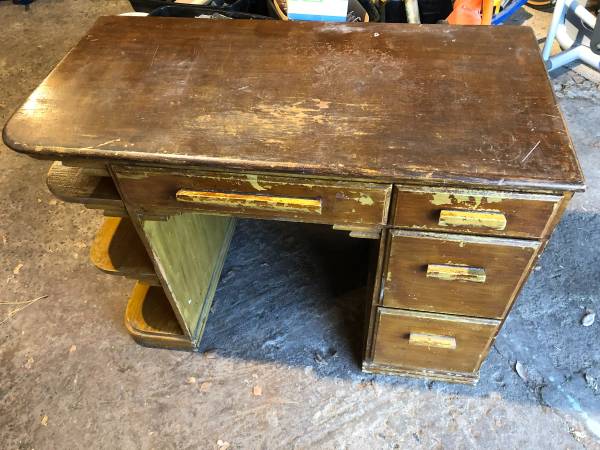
[372, 308, 499, 374]
[113, 167, 391, 226]
[393, 186, 562, 238]
[383, 230, 539, 319]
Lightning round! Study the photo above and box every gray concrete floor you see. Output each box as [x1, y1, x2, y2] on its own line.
[1, 2, 600, 449]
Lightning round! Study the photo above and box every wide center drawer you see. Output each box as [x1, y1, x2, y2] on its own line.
[113, 167, 392, 226]
[372, 308, 499, 375]
[393, 186, 562, 238]
[383, 230, 539, 319]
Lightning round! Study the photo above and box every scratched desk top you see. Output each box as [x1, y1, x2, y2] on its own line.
[3, 16, 584, 191]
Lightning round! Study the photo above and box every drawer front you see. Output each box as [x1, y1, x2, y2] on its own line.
[114, 167, 391, 226]
[372, 308, 499, 374]
[393, 186, 562, 238]
[383, 230, 539, 319]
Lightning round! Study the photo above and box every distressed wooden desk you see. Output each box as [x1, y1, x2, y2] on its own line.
[3, 16, 584, 383]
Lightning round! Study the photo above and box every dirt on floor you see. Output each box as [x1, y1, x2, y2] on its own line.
[1, 1, 600, 449]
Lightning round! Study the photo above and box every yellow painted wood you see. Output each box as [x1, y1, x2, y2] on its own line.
[408, 332, 457, 350]
[438, 209, 507, 230]
[89, 216, 159, 285]
[90, 217, 121, 272]
[124, 281, 194, 350]
[176, 189, 322, 215]
[426, 263, 486, 283]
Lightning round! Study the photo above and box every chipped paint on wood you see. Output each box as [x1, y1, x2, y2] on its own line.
[357, 194, 374, 206]
[430, 192, 503, 208]
[426, 263, 486, 283]
[176, 190, 323, 214]
[439, 209, 507, 230]
[246, 174, 268, 192]
[114, 166, 392, 226]
[362, 361, 479, 384]
[391, 229, 540, 250]
[409, 332, 457, 350]
[349, 230, 380, 239]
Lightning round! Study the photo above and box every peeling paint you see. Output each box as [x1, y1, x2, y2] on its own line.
[246, 174, 268, 191]
[439, 210, 507, 230]
[357, 194, 374, 206]
[430, 192, 504, 208]
[426, 264, 486, 283]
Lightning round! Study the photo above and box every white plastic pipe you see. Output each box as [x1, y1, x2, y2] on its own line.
[543, 0, 599, 72]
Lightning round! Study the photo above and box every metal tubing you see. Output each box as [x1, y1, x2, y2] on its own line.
[543, 0, 600, 71]
[405, 0, 421, 23]
[542, 0, 567, 61]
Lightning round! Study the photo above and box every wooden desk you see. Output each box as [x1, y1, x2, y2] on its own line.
[3, 17, 584, 384]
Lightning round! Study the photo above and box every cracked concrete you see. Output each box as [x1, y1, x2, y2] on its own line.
[1, 1, 600, 449]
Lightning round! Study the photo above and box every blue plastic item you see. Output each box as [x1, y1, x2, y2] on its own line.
[491, 0, 529, 24]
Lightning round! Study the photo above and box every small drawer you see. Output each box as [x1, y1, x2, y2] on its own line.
[393, 186, 562, 238]
[383, 230, 539, 319]
[113, 166, 392, 227]
[372, 308, 499, 375]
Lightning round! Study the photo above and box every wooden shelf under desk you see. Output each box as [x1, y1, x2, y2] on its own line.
[90, 216, 160, 286]
[125, 281, 194, 350]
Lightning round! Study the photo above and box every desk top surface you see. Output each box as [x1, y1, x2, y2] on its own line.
[3, 16, 583, 191]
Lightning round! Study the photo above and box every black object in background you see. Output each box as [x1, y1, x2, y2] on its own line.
[149, 3, 272, 18]
[385, 0, 453, 23]
[129, 0, 269, 16]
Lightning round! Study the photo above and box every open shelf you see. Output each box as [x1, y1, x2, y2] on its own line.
[90, 217, 160, 285]
[125, 282, 194, 350]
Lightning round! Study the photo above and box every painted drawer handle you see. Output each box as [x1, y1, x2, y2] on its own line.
[438, 209, 507, 230]
[409, 332, 457, 350]
[426, 263, 486, 283]
[176, 190, 322, 214]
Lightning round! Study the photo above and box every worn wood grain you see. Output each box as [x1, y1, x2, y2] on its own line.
[4, 17, 584, 192]
[372, 308, 499, 374]
[383, 230, 539, 319]
[46, 161, 126, 216]
[362, 360, 479, 384]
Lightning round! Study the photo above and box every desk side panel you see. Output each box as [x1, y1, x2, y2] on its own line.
[139, 213, 235, 340]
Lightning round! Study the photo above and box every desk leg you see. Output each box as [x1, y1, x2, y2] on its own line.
[362, 229, 388, 367]
[133, 213, 236, 348]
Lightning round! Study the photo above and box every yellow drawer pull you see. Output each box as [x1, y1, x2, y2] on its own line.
[426, 264, 486, 283]
[438, 209, 507, 230]
[409, 332, 457, 350]
[176, 190, 322, 214]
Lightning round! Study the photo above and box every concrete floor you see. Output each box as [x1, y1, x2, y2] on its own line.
[1, 2, 600, 449]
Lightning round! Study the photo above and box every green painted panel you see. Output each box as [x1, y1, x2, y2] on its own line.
[142, 213, 235, 341]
